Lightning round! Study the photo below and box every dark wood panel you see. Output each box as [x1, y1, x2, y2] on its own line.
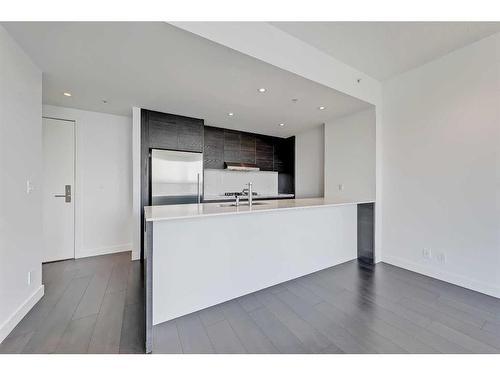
[178, 120, 203, 152]
[273, 138, 286, 173]
[223, 129, 241, 163]
[358, 203, 375, 264]
[204, 126, 224, 169]
[277, 136, 295, 194]
[148, 120, 178, 150]
[204, 126, 293, 178]
[147, 110, 203, 152]
[255, 135, 274, 171]
[240, 133, 256, 164]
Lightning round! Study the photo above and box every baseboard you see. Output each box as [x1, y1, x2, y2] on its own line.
[76, 243, 132, 259]
[382, 254, 500, 299]
[0, 285, 44, 344]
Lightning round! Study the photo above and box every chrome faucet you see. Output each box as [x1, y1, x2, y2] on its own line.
[247, 182, 253, 207]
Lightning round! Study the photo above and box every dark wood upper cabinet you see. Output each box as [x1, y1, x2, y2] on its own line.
[178, 120, 203, 152]
[240, 133, 256, 164]
[203, 126, 293, 175]
[255, 135, 274, 171]
[203, 126, 224, 169]
[223, 129, 241, 163]
[146, 110, 203, 153]
[149, 119, 178, 150]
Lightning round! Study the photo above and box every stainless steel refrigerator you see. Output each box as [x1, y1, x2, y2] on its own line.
[151, 149, 203, 205]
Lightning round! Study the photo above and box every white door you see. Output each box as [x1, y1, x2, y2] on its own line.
[42, 117, 75, 262]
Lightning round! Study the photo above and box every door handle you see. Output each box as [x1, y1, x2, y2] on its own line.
[54, 185, 71, 203]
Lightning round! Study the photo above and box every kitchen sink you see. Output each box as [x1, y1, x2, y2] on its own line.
[219, 201, 269, 207]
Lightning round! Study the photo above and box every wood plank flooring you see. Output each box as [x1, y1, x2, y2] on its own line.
[2, 253, 500, 354]
[0, 252, 144, 354]
[152, 261, 500, 354]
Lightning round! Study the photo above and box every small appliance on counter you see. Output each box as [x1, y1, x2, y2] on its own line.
[224, 191, 258, 197]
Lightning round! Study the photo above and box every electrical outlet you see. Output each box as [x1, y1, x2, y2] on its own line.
[422, 248, 432, 260]
[338, 184, 344, 191]
[435, 252, 446, 264]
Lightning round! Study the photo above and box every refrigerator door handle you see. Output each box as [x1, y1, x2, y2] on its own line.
[197, 173, 201, 204]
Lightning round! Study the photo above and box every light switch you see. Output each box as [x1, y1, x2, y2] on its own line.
[338, 184, 344, 191]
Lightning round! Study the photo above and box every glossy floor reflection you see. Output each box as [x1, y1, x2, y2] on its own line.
[153, 260, 500, 354]
[0, 252, 145, 354]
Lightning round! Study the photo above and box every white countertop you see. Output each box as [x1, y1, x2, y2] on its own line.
[145, 198, 374, 222]
[203, 193, 295, 201]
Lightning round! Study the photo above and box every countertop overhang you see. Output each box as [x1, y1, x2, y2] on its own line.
[145, 198, 375, 222]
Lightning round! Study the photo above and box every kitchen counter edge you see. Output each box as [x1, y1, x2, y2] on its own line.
[145, 198, 375, 222]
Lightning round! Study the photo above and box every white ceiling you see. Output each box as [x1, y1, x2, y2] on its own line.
[3, 22, 371, 137]
[271, 22, 500, 81]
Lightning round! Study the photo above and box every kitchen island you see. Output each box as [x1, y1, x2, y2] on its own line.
[144, 198, 374, 353]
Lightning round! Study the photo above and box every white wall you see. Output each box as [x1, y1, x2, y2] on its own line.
[295, 125, 325, 198]
[381, 33, 500, 298]
[324, 109, 376, 202]
[42, 105, 133, 259]
[0, 26, 43, 343]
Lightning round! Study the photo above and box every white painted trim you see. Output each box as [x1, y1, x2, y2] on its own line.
[0, 285, 44, 344]
[374, 106, 383, 263]
[132, 107, 141, 261]
[382, 255, 500, 299]
[76, 243, 132, 259]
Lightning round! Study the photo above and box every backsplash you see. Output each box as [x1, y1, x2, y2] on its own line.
[204, 169, 278, 197]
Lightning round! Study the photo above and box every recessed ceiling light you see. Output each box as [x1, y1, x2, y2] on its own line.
[258, 88, 267, 93]
[318, 106, 326, 110]
[279, 123, 285, 127]
[228, 112, 234, 116]
[63, 92, 72, 97]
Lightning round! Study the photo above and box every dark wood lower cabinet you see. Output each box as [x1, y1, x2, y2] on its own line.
[357, 203, 375, 264]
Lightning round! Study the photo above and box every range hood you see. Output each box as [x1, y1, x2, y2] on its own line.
[224, 162, 260, 171]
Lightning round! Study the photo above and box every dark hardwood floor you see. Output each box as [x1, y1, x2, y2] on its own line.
[2, 253, 500, 354]
[153, 261, 500, 354]
[0, 252, 144, 354]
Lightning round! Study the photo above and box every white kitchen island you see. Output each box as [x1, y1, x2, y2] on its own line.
[144, 198, 374, 353]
